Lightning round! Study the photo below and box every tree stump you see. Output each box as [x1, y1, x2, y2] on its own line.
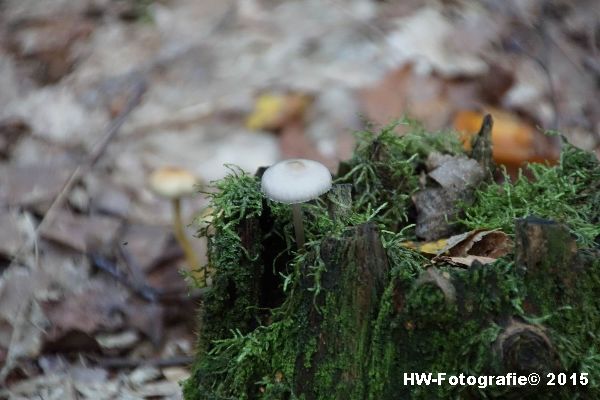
[183, 126, 600, 400]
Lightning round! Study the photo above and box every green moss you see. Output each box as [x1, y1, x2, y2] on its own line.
[337, 119, 464, 230]
[461, 141, 600, 246]
[190, 167, 265, 350]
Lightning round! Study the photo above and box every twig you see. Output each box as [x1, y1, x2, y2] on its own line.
[90, 252, 209, 303]
[117, 238, 154, 299]
[90, 253, 159, 302]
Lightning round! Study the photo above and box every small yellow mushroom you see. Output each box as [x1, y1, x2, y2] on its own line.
[149, 166, 203, 281]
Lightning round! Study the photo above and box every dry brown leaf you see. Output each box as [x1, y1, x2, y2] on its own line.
[0, 118, 29, 158]
[413, 154, 484, 240]
[440, 229, 513, 258]
[121, 224, 171, 272]
[0, 163, 72, 208]
[41, 280, 128, 343]
[0, 267, 49, 378]
[404, 229, 513, 263]
[359, 65, 455, 132]
[42, 279, 165, 350]
[435, 255, 498, 267]
[40, 210, 121, 254]
[0, 211, 31, 258]
[5, 15, 94, 84]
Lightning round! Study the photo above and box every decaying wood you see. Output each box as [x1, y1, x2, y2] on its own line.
[294, 222, 389, 399]
[187, 208, 598, 399]
[471, 113, 495, 180]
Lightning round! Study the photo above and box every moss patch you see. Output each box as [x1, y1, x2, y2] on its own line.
[461, 140, 600, 247]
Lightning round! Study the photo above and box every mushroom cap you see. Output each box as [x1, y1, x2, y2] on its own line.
[149, 166, 198, 198]
[261, 159, 332, 204]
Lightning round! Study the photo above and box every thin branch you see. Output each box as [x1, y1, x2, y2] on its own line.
[90, 252, 159, 302]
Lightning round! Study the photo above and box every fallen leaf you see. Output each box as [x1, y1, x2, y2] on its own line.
[95, 330, 139, 352]
[401, 238, 448, 255]
[0, 267, 49, 378]
[134, 380, 181, 398]
[162, 366, 190, 383]
[86, 175, 132, 218]
[453, 108, 559, 166]
[435, 255, 497, 267]
[359, 65, 455, 132]
[0, 210, 32, 259]
[403, 229, 513, 261]
[443, 229, 513, 259]
[413, 154, 484, 240]
[0, 118, 29, 158]
[40, 210, 121, 254]
[3, 87, 108, 147]
[5, 15, 94, 84]
[41, 279, 165, 350]
[386, 7, 494, 78]
[41, 280, 128, 343]
[0, 163, 72, 208]
[128, 365, 161, 388]
[121, 224, 171, 272]
[427, 154, 483, 189]
[246, 92, 311, 131]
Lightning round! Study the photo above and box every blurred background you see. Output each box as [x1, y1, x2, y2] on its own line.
[0, 0, 599, 398]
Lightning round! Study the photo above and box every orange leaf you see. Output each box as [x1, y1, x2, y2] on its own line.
[454, 109, 544, 166]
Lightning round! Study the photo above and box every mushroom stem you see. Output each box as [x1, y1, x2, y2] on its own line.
[291, 203, 306, 249]
[172, 198, 202, 277]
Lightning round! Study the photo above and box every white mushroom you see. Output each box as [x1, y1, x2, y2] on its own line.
[149, 166, 201, 278]
[261, 159, 332, 248]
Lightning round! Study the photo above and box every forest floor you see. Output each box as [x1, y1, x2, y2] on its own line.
[0, 0, 599, 398]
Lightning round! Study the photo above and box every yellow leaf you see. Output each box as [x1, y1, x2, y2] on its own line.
[246, 93, 310, 131]
[246, 94, 286, 130]
[401, 238, 448, 255]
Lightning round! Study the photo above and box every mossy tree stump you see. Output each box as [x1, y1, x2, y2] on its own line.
[184, 124, 600, 400]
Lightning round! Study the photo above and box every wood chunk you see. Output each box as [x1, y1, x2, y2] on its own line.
[470, 113, 495, 180]
[413, 187, 456, 240]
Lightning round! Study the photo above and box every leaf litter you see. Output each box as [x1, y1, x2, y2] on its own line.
[0, 0, 598, 397]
